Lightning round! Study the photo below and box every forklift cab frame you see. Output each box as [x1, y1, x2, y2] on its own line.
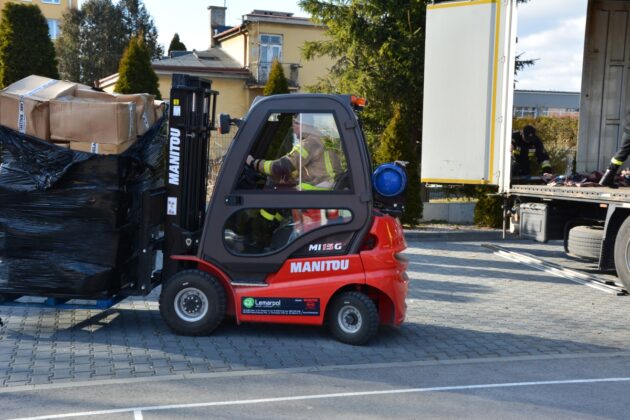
[200, 94, 374, 283]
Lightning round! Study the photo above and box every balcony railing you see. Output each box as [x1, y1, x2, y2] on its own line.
[249, 61, 300, 88]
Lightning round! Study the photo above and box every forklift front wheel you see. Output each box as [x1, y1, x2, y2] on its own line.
[327, 291, 378, 345]
[159, 270, 226, 336]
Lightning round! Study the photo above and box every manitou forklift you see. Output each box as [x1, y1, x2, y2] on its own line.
[155, 74, 409, 345]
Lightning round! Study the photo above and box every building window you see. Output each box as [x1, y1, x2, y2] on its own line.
[47, 19, 60, 39]
[513, 106, 537, 118]
[42, 0, 61, 4]
[258, 34, 283, 83]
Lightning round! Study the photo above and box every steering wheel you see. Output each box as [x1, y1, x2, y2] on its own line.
[236, 165, 266, 190]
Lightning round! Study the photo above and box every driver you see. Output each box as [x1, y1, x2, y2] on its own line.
[245, 114, 343, 191]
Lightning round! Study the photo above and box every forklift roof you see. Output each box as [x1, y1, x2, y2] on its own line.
[248, 94, 365, 117]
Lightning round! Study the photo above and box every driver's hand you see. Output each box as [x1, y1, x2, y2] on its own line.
[246, 155, 254, 167]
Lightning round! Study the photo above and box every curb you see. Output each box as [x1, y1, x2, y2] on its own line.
[404, 229, 508, 242]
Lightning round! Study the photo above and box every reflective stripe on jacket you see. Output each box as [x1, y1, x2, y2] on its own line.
[258, 134, 343, 189]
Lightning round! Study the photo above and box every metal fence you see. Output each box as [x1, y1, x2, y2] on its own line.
[207, 129, 236, 196]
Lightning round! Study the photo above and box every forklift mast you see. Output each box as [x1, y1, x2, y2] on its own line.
[163, 74, 219, 280]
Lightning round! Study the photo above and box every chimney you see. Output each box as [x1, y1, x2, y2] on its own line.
[208, 5, 227, 48]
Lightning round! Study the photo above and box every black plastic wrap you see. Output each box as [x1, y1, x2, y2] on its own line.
[0, 118, 166, 298]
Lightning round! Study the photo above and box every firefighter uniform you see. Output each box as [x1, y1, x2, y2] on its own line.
[250, 133, 343, 191]
[511, 126, 552, 177]
[600, 110, 630, 187]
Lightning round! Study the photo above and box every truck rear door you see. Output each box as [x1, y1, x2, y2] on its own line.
[578, 0, 630, 173]
[421, 0, 517, 192]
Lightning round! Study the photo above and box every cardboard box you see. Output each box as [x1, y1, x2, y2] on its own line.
[72, 88, 113, 101]
[114, 94, 155, 136]
[73, 89, 155, 136]
[52, 141, 70, 149]
[0, 75, 77, 140]
[50, 96, 136, 144]
[69, 140, 135, 155]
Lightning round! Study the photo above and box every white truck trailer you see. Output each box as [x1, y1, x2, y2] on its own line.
[421, 0, 630, 290]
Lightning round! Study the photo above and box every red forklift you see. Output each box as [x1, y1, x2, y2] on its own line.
[153, 75, 409, 345]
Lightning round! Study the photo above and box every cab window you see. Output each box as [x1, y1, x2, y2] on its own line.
[224, 208, 353, 255]
[238, 112, 350, 192]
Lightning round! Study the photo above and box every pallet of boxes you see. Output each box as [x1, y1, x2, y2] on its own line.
[0, 75, 167, 299]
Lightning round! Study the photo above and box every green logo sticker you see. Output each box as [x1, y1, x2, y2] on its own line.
[243, 298, 255, 309]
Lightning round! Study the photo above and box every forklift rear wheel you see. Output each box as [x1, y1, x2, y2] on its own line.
[159, 270, 226, 336]
[327, 291, 378, 345]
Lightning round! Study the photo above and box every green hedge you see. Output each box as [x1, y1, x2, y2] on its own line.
[513, 116, 578, 175]
[473, 186, 503, 228]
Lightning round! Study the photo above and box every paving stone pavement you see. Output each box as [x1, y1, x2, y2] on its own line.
[1, 239, 629, 388]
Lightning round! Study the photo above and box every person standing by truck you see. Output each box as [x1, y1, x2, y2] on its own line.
[600, 110, 630, 188]
[511, 125, 553, 180]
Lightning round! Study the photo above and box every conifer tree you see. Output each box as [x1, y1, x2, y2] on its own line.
[119, 0, 163, 59]
[375, 104, 422, 225]
[55, 7, 82, 83]
[263, 59, 289, 96]
[57, 0, 127, 84]
[263, 59, 291, 158]
[56, 0, 161, 84]
[0, 3, 59, 88]
[168, 33, 187, 54]
[114, 35, 161, 99]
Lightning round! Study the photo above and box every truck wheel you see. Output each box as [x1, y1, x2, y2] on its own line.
[614, 217, 630, 291]
[327, 291, 378, 345]
[567, 225, 604, 260]
[159, 270, 226, 336]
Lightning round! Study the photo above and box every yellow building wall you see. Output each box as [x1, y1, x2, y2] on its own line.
[220, 35, 247, 67]
[156, 74, 170, 101]
[101, 83, 115, 94]
[155, 73, 250, 119]
[0, 0, 75, 20]
[246, 22, 334, 91]
[212, 78, 250, 118]
[101, 73, 250, 122]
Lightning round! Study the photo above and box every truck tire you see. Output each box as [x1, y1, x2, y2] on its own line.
[159, 270, 226, 336]
[327, 291, 378, 345]
[614, 217, 630, 291]
[567, 225, 604, 260]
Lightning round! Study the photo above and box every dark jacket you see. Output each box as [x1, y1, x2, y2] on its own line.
[511, 131, 551, 177]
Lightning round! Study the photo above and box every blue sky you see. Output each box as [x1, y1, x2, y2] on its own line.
[89, 0, 588, 92]
[144, 0, 306, 50]
[516, 0, 588, 91]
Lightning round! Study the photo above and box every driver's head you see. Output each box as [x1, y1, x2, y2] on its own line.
[292, 114, 317, 136]
[522, 125, 536, 142]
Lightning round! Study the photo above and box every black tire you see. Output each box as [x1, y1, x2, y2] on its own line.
[567, 225, 604, 260]
[327, 291, 378, 345]
[159, 270, 227, 336]
[614, 217, 630, 291]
